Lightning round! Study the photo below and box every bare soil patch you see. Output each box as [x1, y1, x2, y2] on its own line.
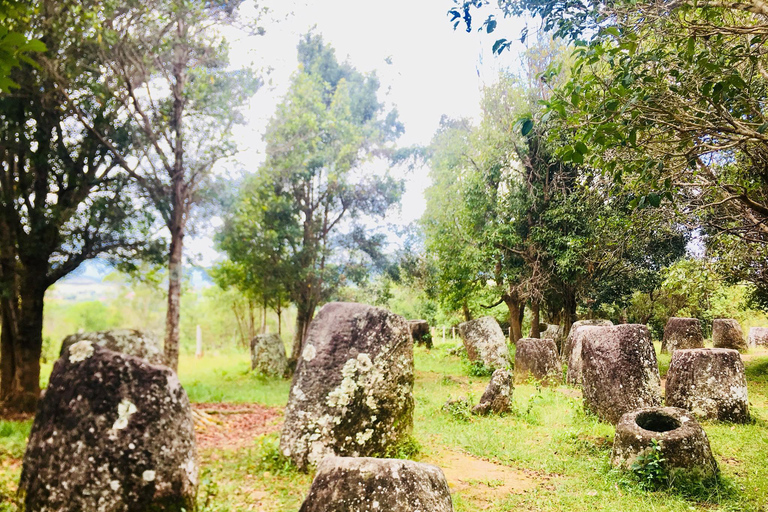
[425, 447, 540, 506]
[194, 402, 282, 451]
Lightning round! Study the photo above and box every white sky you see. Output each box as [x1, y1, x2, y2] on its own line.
[187, 0, 530, 266]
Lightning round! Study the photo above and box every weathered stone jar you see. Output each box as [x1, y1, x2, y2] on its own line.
[712, 318, 747, 352]
[565, 325, 608, 386]
[250, 333, 288, 377]
[280, 302, 414, 470]
[611, 407, 718, 480]
[299, 456, 454, 512]
[748, 327, 768, 347]
[409, 319, 432, 348]
[514, 338, 561, 385]
[19, 342, 198, 511]
[472, 369, 513, 415]
[561, 319, 613, 363]
[665, 348, 749, 422]
[60, 329, 165, 365]
[661, 317, 704, 354]
[458, 316, 510, 370]
[581, 324, 662, 424]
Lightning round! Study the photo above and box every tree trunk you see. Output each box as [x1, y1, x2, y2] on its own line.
[164, 228, 183, 372]
[530, 299, 541, 338]
[261, 298, 267, 334]
[276, 302, 282, 336]
[505, 297, 523, 344]
[1, 268, 47, 413]
[462, 300, 471, 322]
[288, 302, 315, 372]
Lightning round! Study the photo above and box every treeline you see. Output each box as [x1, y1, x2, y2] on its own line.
[410, 0, 768, 340]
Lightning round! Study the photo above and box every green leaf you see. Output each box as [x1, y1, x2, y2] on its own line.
[575, 141, 589, 155]
[521, 118, 534, 136]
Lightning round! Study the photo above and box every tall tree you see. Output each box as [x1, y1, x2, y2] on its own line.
[68, 0, 261, 370]
[219, 34, 404, 369]
[453, 0, 768, 299]
[0, 1, 158, 412]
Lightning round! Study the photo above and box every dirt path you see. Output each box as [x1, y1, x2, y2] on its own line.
[424, 447, 545, 507]
[193, 402, 282, 451]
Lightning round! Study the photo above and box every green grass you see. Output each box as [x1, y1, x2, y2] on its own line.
[178, 352, 291, 406]
[0, 342, 767, 510]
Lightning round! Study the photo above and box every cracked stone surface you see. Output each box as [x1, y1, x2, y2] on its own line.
[472, 369, 513, 415]
[250, 333, 288, 377]
[665, 348, 749, 423]
[299, 456, 453, 512]
[60, 329, 165, 366]
[661, 318, 704, 354]
[611, 406, 717, 479]
[280, 302, 414, 470]
[581, 324, 662, 424]
[514, 338, 561, 386]
[458, 317, 510, 370]
[712, 319, 747, 352]
[19, 343, 197, 511]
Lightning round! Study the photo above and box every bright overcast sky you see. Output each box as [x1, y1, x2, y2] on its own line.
[188, 0, 530, 266]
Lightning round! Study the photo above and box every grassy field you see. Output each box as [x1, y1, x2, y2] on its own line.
[0, 341, 766, 511]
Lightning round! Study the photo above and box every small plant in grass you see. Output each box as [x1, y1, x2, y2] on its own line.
[382, 435, 422, 459]
[631, 439, 668, 490]
[510, 383, 543, 424]
[197, 467, 220, 511]
[465, 359, 494, 377]
[255, 435, 297, 475]
[442, 396, 474, 422]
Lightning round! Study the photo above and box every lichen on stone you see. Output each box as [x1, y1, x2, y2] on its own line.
[112, 399, 138, 430]
[68, 340, 94, 363]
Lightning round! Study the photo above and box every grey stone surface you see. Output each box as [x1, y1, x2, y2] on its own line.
[299, 456, 453, 512]
[458, 316, 510, 370]
[565, 325, 607, 386]
[250, 333, 288, 377]
[665, 348, 749, 422]
[408, 319, 432, 348]
[539, 324, 565, 350]
[60, 329, 165, 365]
[581, 324, 662, 424]
[748, 327, 768, 347]
[712, 319, 747, 352]
[19, 342, 197, 511]
[514, 338, 562, 385]
[611, 407, 717, 479]
[661, 318, 704, 354]
[561, 319, 613, 363]
[472, 369, 513, 415]
[280, 302, 414, 470]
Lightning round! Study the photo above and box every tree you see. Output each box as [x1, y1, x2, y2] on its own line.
[65, 0, 261, 371]
[423, 69, 685, 339]
[452, 0, 768, 301]
[219, 34, 404, 369]
[0, 1, 159, 412]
